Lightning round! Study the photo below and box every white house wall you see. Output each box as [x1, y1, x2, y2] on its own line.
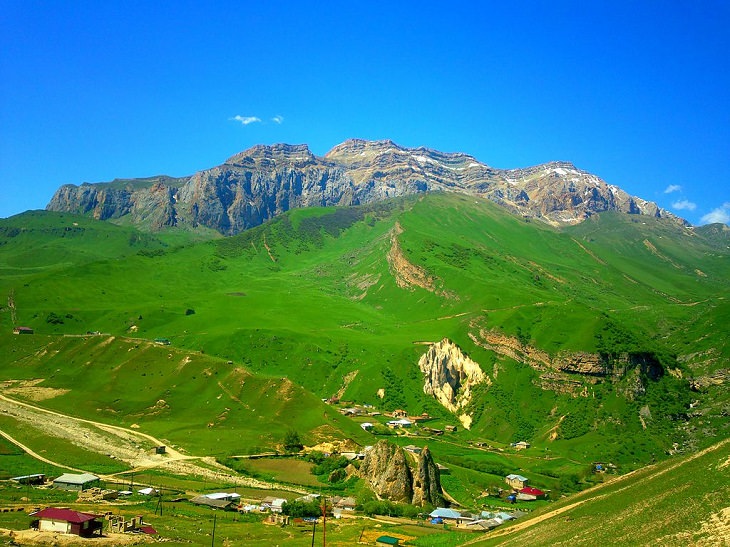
[39, 519, 70, 533]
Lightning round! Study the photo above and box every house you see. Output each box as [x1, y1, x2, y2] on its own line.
[392, 409, 408, 418]
[260, 496, 288, 513]
[467, 518, 502, 530]
[30, 508, 102, 537]
[12, 326, 33, 335]
[505, 473, 529, 489]
[429, 508, 462, 522]
[191, 495, 234, 510]
[436, 463, 450, 475]
[52, 473, 100, 491]
[404, 445, 422, 454]
[513, 441, 531, 450]
[386, 419, 413, 428]
[204, 492, 241, 502]
[334, 496, 356, 511]
[138, 487, 158, 496]
[154, 338, 171, 345]
[154, 445, 166, 454]
[517, 487, 546, 501]
[360, 422, 374, 431]
[376, 536, 401, 546]
[445, 425, 457, 432]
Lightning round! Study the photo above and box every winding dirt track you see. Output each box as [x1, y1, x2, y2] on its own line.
[0, 393, 306, 493]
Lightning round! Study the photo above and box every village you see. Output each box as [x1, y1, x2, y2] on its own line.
[2, 468, 545, 545]
[2, 411, 551, 547]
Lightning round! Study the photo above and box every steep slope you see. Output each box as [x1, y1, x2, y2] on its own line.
[476, 437, 730, 546]
[46, 139, 685, 235]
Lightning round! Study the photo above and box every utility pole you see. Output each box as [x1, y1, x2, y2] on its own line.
[321, 496, 326, 547]
[311, 521, 316, 547]
[211, 511, 217, 547]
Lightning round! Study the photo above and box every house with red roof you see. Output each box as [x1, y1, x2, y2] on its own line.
[517, 487, 547, 501]
[30, 508, 103, 537]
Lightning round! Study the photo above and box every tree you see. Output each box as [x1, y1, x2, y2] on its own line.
[283, 430, 304, 453]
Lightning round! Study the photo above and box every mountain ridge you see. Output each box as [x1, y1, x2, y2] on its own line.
[46, 139, 686, 235]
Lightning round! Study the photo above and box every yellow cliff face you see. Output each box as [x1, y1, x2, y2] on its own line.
[418, 338, 490, 426]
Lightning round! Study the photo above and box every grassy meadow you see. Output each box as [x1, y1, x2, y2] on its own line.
[0, 195, 728, 543]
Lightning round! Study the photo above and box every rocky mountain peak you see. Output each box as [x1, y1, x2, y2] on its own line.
[225, 143, 316, 166]
[46, 138, 688, 235]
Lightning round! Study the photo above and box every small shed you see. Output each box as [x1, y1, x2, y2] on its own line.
[30, 508, 102, 537]
[11, 474, 45, 485]
[376, 536, 401, 546]
[53, 473, 100, 491]
[445, 425, 457, 432]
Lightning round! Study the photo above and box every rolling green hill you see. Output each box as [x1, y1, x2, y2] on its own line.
[0, 194, 728, 508]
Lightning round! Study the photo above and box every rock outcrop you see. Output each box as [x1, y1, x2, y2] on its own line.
[419, 339, 489, 417]
[359, 441, 413, 503]
[47, 139, 687, 235]
[359, 440, 444, 506]
[412, 446, 445, 507]
[469, 326, 666, 397]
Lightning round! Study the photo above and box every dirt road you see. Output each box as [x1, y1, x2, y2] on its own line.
[0, 393, 305, 493]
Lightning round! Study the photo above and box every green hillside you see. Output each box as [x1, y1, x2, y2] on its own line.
[0, 194, 728, 507]
[477, 437, 730, 545]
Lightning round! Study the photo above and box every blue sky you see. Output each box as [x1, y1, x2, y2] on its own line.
[1, 1, 728, 224]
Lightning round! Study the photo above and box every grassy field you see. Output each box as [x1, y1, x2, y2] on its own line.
[0, 196, 728, 543]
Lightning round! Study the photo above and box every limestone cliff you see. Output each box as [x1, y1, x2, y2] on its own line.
[46, 139, 687, 235]
[469, 326, 667, 398]
[419, 339, 489, 417]
[359, 440, 444, 506]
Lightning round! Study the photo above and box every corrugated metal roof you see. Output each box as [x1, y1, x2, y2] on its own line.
[429, 507, 462, 519]
[53, 473, 99, 485]
[31, 508, 99, 524]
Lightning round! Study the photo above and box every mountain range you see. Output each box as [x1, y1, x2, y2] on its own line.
[46, 139, 685, 235]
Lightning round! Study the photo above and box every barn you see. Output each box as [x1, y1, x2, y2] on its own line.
[52, 473, 100, 491]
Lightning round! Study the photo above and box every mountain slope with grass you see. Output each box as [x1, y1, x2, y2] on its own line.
[476, 436, 730, 546]
[1, 193, 728, 509]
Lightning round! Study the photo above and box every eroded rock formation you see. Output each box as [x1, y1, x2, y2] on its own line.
[419, 338, 489, 416]
[359, 440, 444, 506]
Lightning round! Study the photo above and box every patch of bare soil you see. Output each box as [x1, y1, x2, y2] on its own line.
[387, 222, 438, 293]
[1, 379, 69, 402]
[1, 529, 151, 546]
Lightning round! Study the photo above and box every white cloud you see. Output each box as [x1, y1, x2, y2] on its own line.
[700, 202, 730, 225]
[271, 115, 284, 124]
[672, 199, 697, 211]
[230, 115, 261, 125]
[664, 184, 682, 194]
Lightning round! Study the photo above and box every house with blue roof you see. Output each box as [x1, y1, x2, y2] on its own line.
[429, 507, 462, 522]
